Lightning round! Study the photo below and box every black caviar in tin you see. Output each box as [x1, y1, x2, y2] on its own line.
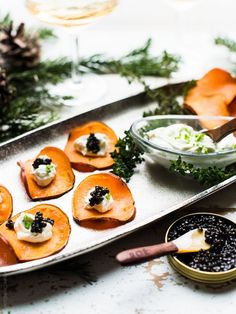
[167, 214, 236, 272]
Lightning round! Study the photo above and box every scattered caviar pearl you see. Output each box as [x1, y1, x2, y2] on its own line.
[6, 219, 14, 230]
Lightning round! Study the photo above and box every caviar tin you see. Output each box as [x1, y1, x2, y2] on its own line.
[165, 212, 236, 284]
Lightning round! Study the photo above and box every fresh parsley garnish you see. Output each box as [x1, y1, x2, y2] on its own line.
[195, 133, 204, 142]
[105, 193, 111, 201]
[45, 164, 54, 174]
[23, 215, 33, 230]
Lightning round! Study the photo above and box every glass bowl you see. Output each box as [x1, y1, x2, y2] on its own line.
[130, 115, 236, 168]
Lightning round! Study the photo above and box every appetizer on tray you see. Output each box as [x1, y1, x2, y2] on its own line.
[18, 146, 75, 201]
[184, 68, 236, 129]
[0, 204, 70, 262]
[64, 121, 118, 172]
[73, 173, 136, 229]
[0, 235, 17, 266]
[0, 185, 13, 225]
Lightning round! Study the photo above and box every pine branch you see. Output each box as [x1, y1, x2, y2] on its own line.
[9, 58, 72, 87]
[0, 13, 181, 143]
[0, 88, 63, 142]
[37, 28, 57, 40]
[215, 36, 236, 53]
[0, 13, 11, 27]
[80, 39, 180, 82]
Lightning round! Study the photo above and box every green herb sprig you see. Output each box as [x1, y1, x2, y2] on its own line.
[110, 81, 196, 182]
[143, 80, 196, 117]
[169, 156, 236, 187]
[110, 131, 144, 182]
[23, 215, 33, 230]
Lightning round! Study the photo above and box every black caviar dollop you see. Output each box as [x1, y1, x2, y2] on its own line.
[89, 186, 109, 207]
[32, 157, 52, 169]
[6, 219, 14, 230]
[167, 214, 236, 272]
[30, 211, 54, 233]
[86, 133, 100, 154]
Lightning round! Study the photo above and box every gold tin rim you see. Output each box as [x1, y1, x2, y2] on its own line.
[165, 212, 236, 283]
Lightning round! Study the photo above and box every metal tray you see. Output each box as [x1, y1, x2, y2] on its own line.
[1, 85, 236, 276]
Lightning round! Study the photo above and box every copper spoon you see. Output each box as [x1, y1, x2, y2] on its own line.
[202, 117, 236, 142]
[116, 228, 210, 265]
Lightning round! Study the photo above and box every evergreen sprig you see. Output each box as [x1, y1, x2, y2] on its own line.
[0, 58, 73, 142]
[0, 14, 181, 143]
[9, 58, 73, 87]
[80, 38, 180, 82]
[215, 36, 236, 53]
[0, 14, 73, 142]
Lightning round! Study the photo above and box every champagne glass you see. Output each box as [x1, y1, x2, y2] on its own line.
[25, 0, 118, 105]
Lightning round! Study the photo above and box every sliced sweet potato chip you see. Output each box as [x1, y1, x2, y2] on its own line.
[18, 146, 75, 201]
[64, 121, 118, 172]
[184, 68, 236, 129]
[0, 204, 70, 262]
[0, 185, 13, 225]
[73, 173, 136, 229]
[0, 235, 18, 266]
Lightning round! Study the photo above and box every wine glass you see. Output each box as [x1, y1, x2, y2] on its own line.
[25, 0, 118, 105]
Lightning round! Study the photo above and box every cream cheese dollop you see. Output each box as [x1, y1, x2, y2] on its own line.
[85, 187, 113, 213]
[74, 133, 109, 157]
[146, 124, 236, 154]
[32, 155, 56, 187]
[14, 213, 53, 243]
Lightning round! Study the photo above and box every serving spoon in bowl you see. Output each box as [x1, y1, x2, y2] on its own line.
[202, 117, 236, 142]
[116, 228, 210, 265]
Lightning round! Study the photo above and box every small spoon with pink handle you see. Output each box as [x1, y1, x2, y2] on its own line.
[202, 117, 236, 142]
[116, 228, 210, 265]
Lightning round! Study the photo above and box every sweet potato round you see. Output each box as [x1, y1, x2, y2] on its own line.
[0, 235, 18, 266]
[184, 68, 236, 129]
[72, 173, 136, 229]
[18, 146, 75, 201]
[0, 204, 71, 262]
[64, 121, 118, 172]
[0, 185, 13, 225]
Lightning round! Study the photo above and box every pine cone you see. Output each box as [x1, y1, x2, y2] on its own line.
[0, 22, 41, 70]
[0, 67, 15, 108]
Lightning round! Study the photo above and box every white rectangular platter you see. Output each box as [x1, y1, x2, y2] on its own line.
[1, 86, 236, 276]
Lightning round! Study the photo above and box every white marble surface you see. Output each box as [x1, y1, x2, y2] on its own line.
[1, 0, 236, 313]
